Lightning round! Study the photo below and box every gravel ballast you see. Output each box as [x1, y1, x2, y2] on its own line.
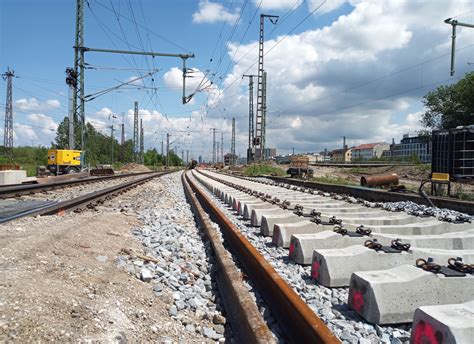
[119, 172, 231, 342]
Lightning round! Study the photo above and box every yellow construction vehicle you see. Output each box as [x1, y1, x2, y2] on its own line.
[47, 149, 82, 175]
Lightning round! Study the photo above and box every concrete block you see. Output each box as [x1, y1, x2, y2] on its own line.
[243, 203, 277, 220]
[0, 170, 28, 185]
[250, 207, 283, 226]
[273, 221, 325, 247]
[348, 264, 474, 324]
[261, 213, 302, 236]
[411, 301, 474, 344]
[309, 245, 474, 287]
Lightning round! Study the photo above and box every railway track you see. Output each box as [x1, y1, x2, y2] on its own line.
[0, 171, 158, 199]
[183, 169, 473, 343]
[0, 171, 172, 224]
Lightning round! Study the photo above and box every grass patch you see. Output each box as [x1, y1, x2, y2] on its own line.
[243, 164, 286, 177]
[311, 174, 356, 186]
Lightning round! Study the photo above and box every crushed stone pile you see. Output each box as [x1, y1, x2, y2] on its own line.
[120, 163, 151, 173]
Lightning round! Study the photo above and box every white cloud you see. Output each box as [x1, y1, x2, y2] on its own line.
[206, 0, 473, 155]
[254, 0, 303, 11]
[164, 67, 224, 107]
[15, 97, 62, 112]
[46, 99, 61, 108]
[192, 1, 240, 24]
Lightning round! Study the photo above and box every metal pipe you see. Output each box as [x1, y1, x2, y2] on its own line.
[360, 174, 399, 187]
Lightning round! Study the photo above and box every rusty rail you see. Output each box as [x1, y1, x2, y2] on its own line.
[0, 171, 172, 224]
[182, 173, 275, 343]
[184, 171, 340, 344]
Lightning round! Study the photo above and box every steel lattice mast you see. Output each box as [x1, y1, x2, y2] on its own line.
[231, 117, 236, 165]
[211, 128, 217, 163]
[139, 118, 144, 164]
[242, 74, 256, 162]
[133, 101, 139, 162]
[255, 14, 278, 161]
[73, 0, 85, 151]
[2, 69, 14, 157]
[221, 132, 224, 164]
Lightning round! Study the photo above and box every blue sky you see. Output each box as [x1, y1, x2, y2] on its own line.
[1, 0, 473, 160]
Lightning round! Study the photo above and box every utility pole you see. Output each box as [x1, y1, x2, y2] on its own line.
[65, 68, 77, 149]
[216, 142, 220, 164]
[186, 150, 189, 164]
[166, 133, 170, 167]
[2, 68, 14, 158]
[120, 123, 125, 162]
[444, 18, 474, 75]
[231, 117, 236, 165]
[181, 150, 184, 165]
[133, 101, 139, 162]
[72, 0, 85, 152]
[342, 136, 346, 163]
[221, 132, 224, 165]
[139, 118, 144, 164]
[161, 138, 164, 156]
[242, 74, 256, 162]
[262, 71, 267, 159]
[110, 125, 115, 165]
[72, 0, 195, 158]
[255, 14, 279, 162]
[211, 128, 217, 163]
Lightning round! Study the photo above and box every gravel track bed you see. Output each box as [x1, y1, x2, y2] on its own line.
[194, 172, 413, 344]
[18, 174, 151, 203]
[117, 172, 233, 342]
[241, 176, 472, 222]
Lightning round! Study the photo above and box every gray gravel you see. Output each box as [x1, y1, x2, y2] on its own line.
[196, 173, 414, 344]
[20, 174, 152, 203]
[116, 172, 230, 342]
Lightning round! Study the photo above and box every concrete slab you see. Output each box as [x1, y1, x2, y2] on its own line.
[0, 170, 28, 185]
[348, 264, 474, 324]
[309, 245, 474, 287]
[261, 213, 303, 236]
[250, 207, 283, 226]
[411, 301, 474, 344]
[273, 221, 326, 247]
[370, 221, 473, 236]
[243, 203, 278, 220]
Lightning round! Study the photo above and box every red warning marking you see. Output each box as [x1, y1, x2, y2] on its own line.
[311, 260, 320, 279]
[412, 320, 439, 344]
[289, 242, 295, 257]
[351, 289, 364, 313]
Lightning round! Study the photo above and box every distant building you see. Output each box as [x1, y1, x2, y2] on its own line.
[198, 155, 202, 164]
[391, 134, 431, 163]
[264, 148, 277, 159]
[352, 142, 390, 161]
[224, 153, 238, 166]
[331, 148, 352, 163]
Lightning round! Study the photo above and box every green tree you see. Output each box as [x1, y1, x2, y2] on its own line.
[53, 117, 69, 149]
[421, 72, 474, 131]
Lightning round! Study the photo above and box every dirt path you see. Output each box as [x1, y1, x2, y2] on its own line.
[0, 178, 210, 342]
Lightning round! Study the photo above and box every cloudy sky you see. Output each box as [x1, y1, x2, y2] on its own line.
[1, 0, 473, 160]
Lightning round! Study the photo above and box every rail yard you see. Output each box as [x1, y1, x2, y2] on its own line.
[2, 0, 474, 343]
[0, 167, 472, 343]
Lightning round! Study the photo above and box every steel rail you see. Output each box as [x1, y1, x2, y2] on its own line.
[0, 171, 172, 224]
[184, 171, 340, 344]
[0, 170, 165, 199]
[182, 172, 275, 343]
